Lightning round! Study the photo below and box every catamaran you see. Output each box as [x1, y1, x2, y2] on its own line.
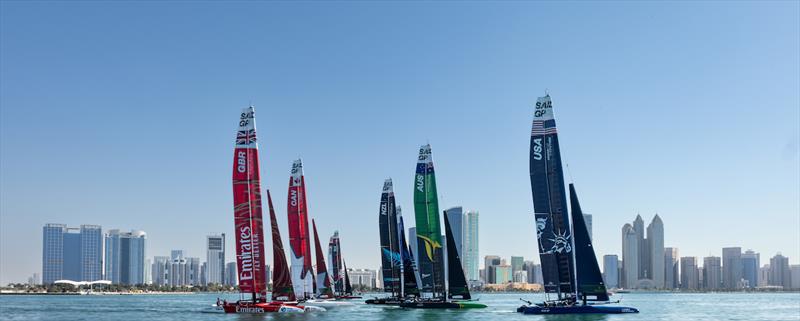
[287, 159, 315, 301]
[220, 107, 313, 314]
[329, 232, 362, 299]
[516, 95, 638, 315]
[366, 179, 421, 305]
[398, 145, 486, 309]
[301, 220, 355, 308]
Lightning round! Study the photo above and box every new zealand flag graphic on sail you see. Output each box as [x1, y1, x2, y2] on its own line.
[237, 129, 257, 145]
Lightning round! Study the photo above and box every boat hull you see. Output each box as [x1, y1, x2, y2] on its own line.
[301, 299, 354, 308]
[517, 305, 639, 314]
[400, 301, 487, 309]
[365, 297, 403, 305]
[336, 295, 362, 299]
[221, 301, 305, 313]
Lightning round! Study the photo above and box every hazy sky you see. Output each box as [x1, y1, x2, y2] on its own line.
[1, 2, 798, 284]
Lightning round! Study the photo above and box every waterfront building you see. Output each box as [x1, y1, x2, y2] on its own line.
[722, 247, 742, 290]
[758, 264, 770, 287]
[463, 210, 479, 281]
[513, 270, 528, 283]
[200, 262, 207, 285]
[647, 215, 664, 288]
[703, 256, 722, 290]
[41, 223, 103, 284]
[741, 250, 759, 288]
[484, 255, 501, 284]
[603, 254, 619, 288]
[225, 261, 238, 286]
[206, 234, 225, 284]
[790, 265, 800, 289]
[494, 265, 512, 284]
[171, 250, 183, 261]
[769, 254, 791, 288]
[510, 256, 524, 274]
[104, 229, 147, 285]
[621, 223, 638, 288]
[633, 215, 646, 280]
[664, 247, 679, 289]
[186, 257, 201, 285]
[680, 256, 699, 290]
[348, 268, 377, 289]
[152, 256, 169, 286]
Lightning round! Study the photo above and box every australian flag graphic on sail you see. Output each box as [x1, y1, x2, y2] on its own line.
[236, 129, 257, 145]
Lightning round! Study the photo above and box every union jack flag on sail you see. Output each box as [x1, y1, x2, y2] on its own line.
[236, 129, 257, 145]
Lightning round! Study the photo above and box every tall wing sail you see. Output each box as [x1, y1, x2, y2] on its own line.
[267, 190, 295, 301]
[529, 95, 576, 297]
[444, 213, 471, 300]
[312, 220, 334, 298]
[343, 260, 353, 295]
[232, 106, 267, 297]
[287, 159, 314, 299]
[328, 232, 344, 295]
[413, 144, 445, 296]
[378, 179, 401, 295]
[398, 210, 420, 297]
[569, 184, 609, 301]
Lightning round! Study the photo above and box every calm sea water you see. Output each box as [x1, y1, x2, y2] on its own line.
[1, 292, 798, 321]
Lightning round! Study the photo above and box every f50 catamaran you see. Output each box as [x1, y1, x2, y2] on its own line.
[516, 96, 638, 315]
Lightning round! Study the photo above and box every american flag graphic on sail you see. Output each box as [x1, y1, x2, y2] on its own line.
[531, 120, 558, 136]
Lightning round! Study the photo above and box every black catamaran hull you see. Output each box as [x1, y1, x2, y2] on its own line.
[365, 297, 403, 305]
[517, 305, 639, 314]
[400, 301, 487, 309]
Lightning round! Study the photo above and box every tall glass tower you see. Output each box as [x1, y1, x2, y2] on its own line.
[463, 210, 479, 282]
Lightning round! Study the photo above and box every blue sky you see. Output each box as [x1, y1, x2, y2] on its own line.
[1, 1, 798, 284]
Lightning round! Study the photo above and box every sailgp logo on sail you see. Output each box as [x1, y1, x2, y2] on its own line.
[240, 111, 254, 127]
[239, 226, 254, 281]
[237, 151, 247, 173]
[532, 138, 543, 160]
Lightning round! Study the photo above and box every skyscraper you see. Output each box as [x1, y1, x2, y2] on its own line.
[680, 257, 699, 290]
[621, 223, 638, 288]
[647, 215, 664, 288]
[225, 261, 238, 286]
[722, 247, 742, 290]
[583, 213, 592, 241]
[664, 247, 679, 289]
[633, 215, 646, 280]
[206, 234, 225, 284]
[484, 255, 501, 284]
[105, 229, 147, 284]
[444, 207, 464, 259]
[41, 223, 103, 284]
[408, 227, 419, 268]
[522, 260, 536, 284]
[603, 254, 619, 289]
[703, 256, 721, 290]
[152, 256, 169, 285]
[790, 265, 800, 290]
[494, 265, 512, 283]
[510, 256, 524, 274]
[463, 210, 479, 282]
[741, 250, 759, 288]
[769, 254, 791, 288]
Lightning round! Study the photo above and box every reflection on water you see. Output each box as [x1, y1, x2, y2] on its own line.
[0, 292, 798, 321]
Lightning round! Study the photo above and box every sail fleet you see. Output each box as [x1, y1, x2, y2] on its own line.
[221, 96, 638, 314]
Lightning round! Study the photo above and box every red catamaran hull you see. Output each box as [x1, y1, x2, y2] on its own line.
[222, 301, 304, 313]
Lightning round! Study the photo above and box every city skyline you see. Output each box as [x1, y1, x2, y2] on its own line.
[2, 2, 799, 285]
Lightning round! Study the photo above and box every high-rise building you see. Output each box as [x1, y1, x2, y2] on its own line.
[494, 265, 512, 284]
[200, 262, 207, 285]
[510, 256, 524, 274]
[41, 223, 103, 284]
[603, 255, 619, 288]
[463, 210, 479, 282]
[583, 214, 592, 241]
[533, 263, 543, 285]
[758, 264, 770, 287]
[647, 215, 664, 288]
[621, 223, 638, 288]
[105, 229, 147, 284]
[680, 257, 699, 290]
[522, 260, 536, 284]
[722, 247, 742, 290]
[703, 256, 721, 290]
[152, 256, 169, 286]
[664, 247, 679, 289]
[741, 250, 759, 288]
[206, 234, 225, 284]
[408, 227, 419, 268]
[186, 257, 201, 286]
[171, 250, 184, 261]
[444, 207, 464, 259]
[513, 270, 528, 283]
[144, 258, 152, 284]
[769, 254, 791, 288]
[484, 255, 501, 284]
[790, 265, 800, 290]
[348, 269, 378, 289]
[633, 215, 647, 280]
[225, 261, 238, 286]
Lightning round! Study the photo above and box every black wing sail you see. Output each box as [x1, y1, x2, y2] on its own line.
[344, 260, 353, 295]
[569, 184, 609, 301]
[529, 95, 576, 298]
[444, 213, 471, 300]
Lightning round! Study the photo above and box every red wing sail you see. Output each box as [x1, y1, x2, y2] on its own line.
[287, 159, 314, 299]
[267, 190, 295, 301]
[232, 106, 267, 297]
